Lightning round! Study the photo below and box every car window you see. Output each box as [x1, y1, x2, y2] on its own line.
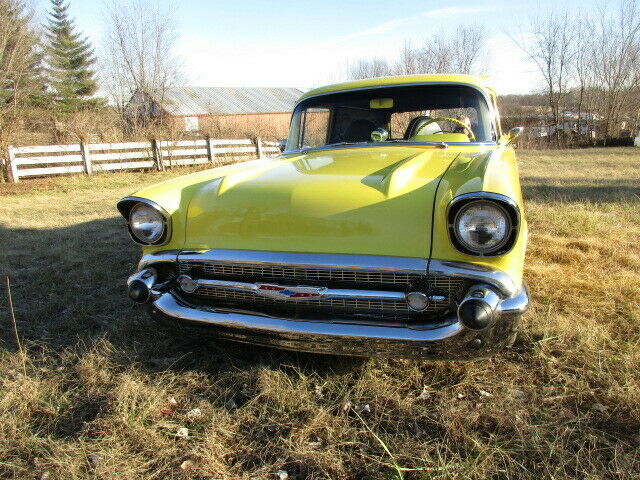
[300, 108, 330, 148]
[287, 84, 494, 150]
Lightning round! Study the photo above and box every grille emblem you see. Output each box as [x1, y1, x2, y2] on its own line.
[255, 283, 326, 301]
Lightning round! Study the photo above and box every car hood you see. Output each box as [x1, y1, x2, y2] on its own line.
[183, 146, 460, 257]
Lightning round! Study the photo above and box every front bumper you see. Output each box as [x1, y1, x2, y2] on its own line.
[147, 286, 528, 359]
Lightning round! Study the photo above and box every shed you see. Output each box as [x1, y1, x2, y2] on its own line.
[125, 86, 303, 137]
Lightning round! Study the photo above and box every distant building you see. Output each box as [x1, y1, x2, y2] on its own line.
[125, 87, 303, 136]
[503, 109, 603, 139]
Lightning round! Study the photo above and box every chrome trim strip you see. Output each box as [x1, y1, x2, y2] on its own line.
[286, 81, 499, 153]
[428, 260, 517, 297]
[177, 250, 428, 274]
[138, 250, 180, 270]
[117, 196, 173, 247]
[191, 278, 408, 302]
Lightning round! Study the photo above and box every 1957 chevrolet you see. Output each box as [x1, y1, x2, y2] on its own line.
[118, 74, 529, 359]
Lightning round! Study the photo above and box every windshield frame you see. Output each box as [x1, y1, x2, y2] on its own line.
[284, 82, 500, 153]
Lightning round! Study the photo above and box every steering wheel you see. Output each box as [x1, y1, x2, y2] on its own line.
[418, 117, 476, 141]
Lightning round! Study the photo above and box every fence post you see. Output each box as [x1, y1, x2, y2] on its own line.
[80, 141, 92, 175]
[6, 146, 18, 183]
[205, 137, 215, 164]
[255, 137, 264, 159]
[151, 139, 164, 171]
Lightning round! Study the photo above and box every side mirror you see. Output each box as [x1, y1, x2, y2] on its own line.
[278, 139, 287, 152]
[371, 127, 389, 142]
[503, 127, 523, 145]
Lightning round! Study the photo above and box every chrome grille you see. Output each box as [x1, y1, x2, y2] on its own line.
[178, 261, 417, 285]
[194, 287, 415, 313]
[177, 261, 466, 317]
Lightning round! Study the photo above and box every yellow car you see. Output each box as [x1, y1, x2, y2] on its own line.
[118, 74, 528, 359]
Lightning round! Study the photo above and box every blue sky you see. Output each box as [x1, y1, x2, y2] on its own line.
[30, 0, 562, 94]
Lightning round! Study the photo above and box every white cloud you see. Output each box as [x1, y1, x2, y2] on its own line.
[329, 5, 488, 44]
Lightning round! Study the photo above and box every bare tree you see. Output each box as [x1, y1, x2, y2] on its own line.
[410, 34, 452, 73]
[395, 26, 487, 75]
[590, 0, 640, 139]
[573, 15, 598, 141]
[347, 57, 392, 80]
[450, 25, 487, 74]
[101, 0, 182, 120]
[395, 40, 422, 75]
[349, 25, 487, 79]
[511, 10, 576, 146]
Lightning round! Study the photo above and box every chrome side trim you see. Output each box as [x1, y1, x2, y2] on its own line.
[428, 260, 517, 297]
[117, 196, 173, 247]
[177, 250, 428, 274]
[190, 278, 407, 302]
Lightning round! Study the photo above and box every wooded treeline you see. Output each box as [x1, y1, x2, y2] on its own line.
[0, 0, 182, 171]
[511, 0, 640, 146]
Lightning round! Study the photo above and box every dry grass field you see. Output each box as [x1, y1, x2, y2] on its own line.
[0, 148, 639, 479]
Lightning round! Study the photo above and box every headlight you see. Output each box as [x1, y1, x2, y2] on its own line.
[129, 202, 166, 244]
[453, 200, 512, 254]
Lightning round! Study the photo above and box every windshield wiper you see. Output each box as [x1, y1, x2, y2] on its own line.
[300, 141, 365, 151]
[302, 140, 449, 151]
[324, 141, 367, 147]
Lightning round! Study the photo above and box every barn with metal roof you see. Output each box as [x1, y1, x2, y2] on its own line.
[125, 87, 303, 136]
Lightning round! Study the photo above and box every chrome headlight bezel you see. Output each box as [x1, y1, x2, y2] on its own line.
[117, 197, 171, 246]
[447, 193, 519, 256]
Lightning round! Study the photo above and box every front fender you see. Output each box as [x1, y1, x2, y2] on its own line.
[119, 158, 279, 254]
[430, 146, 528, 288]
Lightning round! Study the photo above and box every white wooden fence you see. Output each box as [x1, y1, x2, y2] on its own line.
[5, 137, 280, 182]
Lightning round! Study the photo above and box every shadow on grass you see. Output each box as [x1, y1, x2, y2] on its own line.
[521, 177, 640, 203]
[0, 217, 367, 377]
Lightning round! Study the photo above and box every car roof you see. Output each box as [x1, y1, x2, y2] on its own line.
[298, 74, 497, 102]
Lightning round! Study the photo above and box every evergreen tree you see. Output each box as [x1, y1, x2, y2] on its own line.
[45, 0, 99, 111]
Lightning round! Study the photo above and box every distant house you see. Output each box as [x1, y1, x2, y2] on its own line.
[503, 108, 604, 139]
[125, 86, 303, 136]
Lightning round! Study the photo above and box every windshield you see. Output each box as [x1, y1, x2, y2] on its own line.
[287, 84, 495, 150]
